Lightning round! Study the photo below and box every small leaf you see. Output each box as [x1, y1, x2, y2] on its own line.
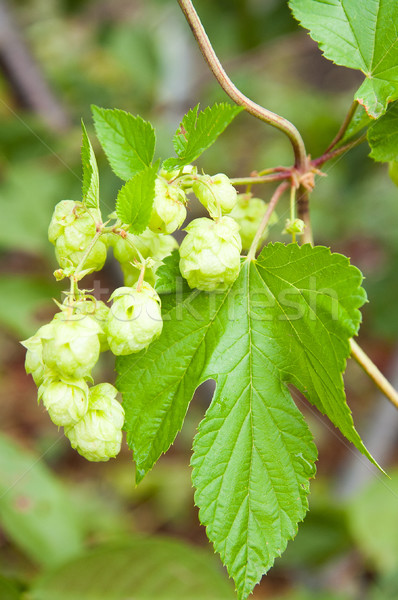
[368, 101, 398, 161]
[289, 0, 398, 118]
[81, 121, 99, 209]
[92, 106, 155, 180]
[117, 243, 378, 598]
[163, 103, 243, 170]
[154, 250, 185, 295]
[30, 539, 235, 600]
[115, 166, 157, 233]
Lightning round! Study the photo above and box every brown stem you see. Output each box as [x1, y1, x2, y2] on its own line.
[351, 339, 398, 410]
[230, 172, 291, 186]
[177, 0, 307, 169]
[312, 133, 367, 169]
[297, 188, 313, 244]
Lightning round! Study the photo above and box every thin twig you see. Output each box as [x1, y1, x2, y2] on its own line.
[177, 0, 307, 169]
[351, 339, 398, 410]
[312, 133, 367, 169]
[230, 172, 291, 186]
[325, 100, 359, 153]
[246, 182, 289, 261]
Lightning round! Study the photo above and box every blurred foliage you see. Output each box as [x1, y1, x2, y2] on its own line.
[0, 0, 397, 598]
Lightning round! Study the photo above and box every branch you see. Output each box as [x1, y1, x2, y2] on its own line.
[312, 134, 367, 169]
[350, 339, 398, 410]
[230, 172, 291, 186]
[177, 0, 307, 170]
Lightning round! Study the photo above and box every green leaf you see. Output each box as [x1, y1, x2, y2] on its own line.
[117, 243, 377, 599]
[115, 166, 157, 233]
[368, 101, 398, 161]
[289, 0, 398, 118]
[0, 433, 84, 568]
[30, 539, 235, 600]
[91, 105, 155, 180]
[163, 103, 243, 170]
[154, 250, 185, 295]
[81, 121, 99, 209]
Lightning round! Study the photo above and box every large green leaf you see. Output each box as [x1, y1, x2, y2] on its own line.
[117, 243, 376, 599]
[30, 538, 234, 600]
[91, 106, 155, 180]
[368, 101, 398, 161]
[81, 121, 99, 210]
[163, 103, 243, 171]
[115, 165, 157, 233]
[289, 0, 398, 118]
[0, 433, 84, 568]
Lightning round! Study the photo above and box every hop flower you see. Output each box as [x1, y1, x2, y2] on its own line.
[107, 283, 163, 355]
[230, 194, 277, 251]
[148, 178, 187, 234]
[65, 383, 124, 462]
[41, 313, 102, 379]
[192, 173, 237, 218]
[113, 229, 178, 287]
[48, 200, 107, 273]
[179, 217, 242, 291]
[66, 298, 110, 352]
[21, 323, 55, 386]
[112, 229, 178, 266]
[38, 375, 89, 426]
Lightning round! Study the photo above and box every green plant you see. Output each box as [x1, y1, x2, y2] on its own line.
[20, 1, 398, 598]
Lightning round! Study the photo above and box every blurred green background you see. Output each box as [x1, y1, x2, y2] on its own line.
[0, 0, 398, 598]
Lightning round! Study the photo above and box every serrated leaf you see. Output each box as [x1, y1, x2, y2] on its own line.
[289, 0, 398, 118]
[368, 101, 398, 161]
[30, 538, 235, 600]
[117, 243, 377, 598]
[115, 166, 157, 233]
[81, 121, 99, 209]
[92, 106, 155, 180]
[163, 103, 243, 171]
[154, 249, 184, 294]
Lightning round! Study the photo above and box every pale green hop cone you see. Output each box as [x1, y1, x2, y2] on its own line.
[41, 314, 102, 379]
[107, 283, 163, 355]
[192, 173, 237, 218]
[65, 383, 124, 462]
[49, 200, 107, 273]
[38, 375, 89, 426]
[230, 194, 277, 251]
[148, 178, 187, 234]
[65, 298, 110, 352]
[21, 322, 56, 386]
[179, 216, 242, 291]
